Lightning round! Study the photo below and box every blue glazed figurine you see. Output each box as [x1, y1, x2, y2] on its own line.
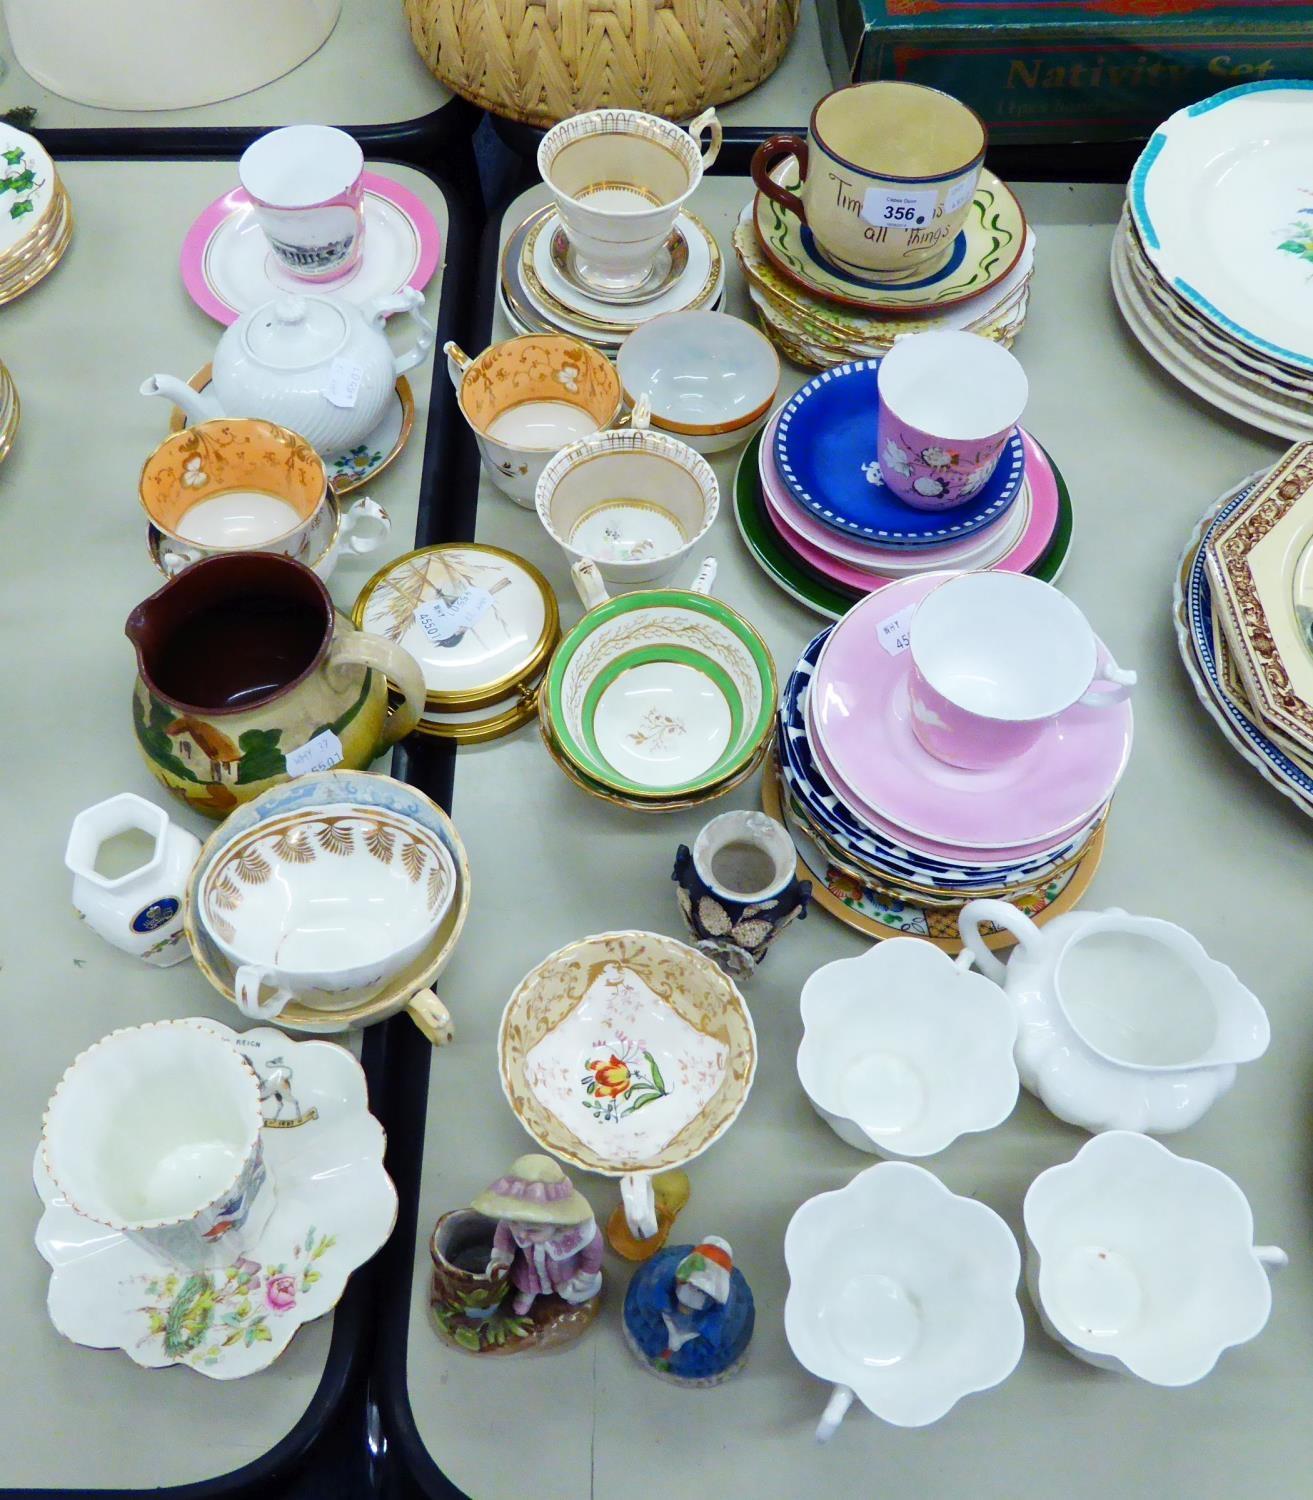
[673, 810, 810, 981]
[622, 1236, 754, 1385]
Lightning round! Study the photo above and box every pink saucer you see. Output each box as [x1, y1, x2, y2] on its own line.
[759, 413, 1058, 591]
[808, 573, 1133, 850]
[181, 171, 442, 324]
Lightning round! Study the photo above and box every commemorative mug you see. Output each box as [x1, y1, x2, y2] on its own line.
[877, 330, 1028, 510]
[907, 572, 1136, 771]
[41, 1020, 275, 1271]
[538, 107, 722, 294]
[750, 81, 985, 279]
[239, 125, 366, 280]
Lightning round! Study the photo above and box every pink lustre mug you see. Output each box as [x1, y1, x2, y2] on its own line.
[239, 125, 366, 281]
[877, 330, 1028, 511]
[907, 572, 1135, 771]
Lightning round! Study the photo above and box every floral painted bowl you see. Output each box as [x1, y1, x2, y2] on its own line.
[498, 930, 757, 1181]
[541, 583, 776, 801]
[785, 1162, 1024, 1436]
[797, 938, 1018, 1156]
[1024, 1132, 1287, 1385]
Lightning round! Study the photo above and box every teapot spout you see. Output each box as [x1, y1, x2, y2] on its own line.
[140, 374, 223, 428]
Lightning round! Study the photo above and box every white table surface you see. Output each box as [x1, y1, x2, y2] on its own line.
[0, 0, 453, 129]
[0, 157, 445, 1490]
[396, 175, 1313, 1498]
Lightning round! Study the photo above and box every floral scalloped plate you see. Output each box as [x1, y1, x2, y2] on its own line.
[33, 1021, 396, 1379]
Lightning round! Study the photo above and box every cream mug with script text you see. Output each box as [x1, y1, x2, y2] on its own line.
[750, 82, 986, 279]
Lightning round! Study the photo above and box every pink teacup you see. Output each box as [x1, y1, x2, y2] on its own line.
[877, 330, 1028, 511]
[239, 125, 366, 281]
[907, 572, 1135, 771]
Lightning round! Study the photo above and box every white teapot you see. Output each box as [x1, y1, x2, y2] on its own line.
[141, 288, 434, 456]
[958, 900, 1270, 1136]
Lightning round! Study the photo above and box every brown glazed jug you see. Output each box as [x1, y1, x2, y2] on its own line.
[126, 552, 425, 817]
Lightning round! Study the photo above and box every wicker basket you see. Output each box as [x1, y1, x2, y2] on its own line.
[404, 0, 801, 128]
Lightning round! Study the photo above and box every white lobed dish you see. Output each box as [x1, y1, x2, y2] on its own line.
[1024, 1131, 1287, 1384]
[797, 938, 1018, 1156]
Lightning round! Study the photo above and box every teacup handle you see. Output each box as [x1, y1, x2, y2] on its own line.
[340, 496, 392, 555]
[1078, 658, 1137, 709]
[234, 965, 294, 1020]
[957, 898, 1045, 985]
[407, 989, 454, 1046]
[690, 557, 717, 596]
[571, 558, 612, 612]
[1257, 1246, 1289, 1272]
[328, 631, 427, 752]
[750, 134, 809, 225]
[161, 545, 202, 576]
[443, 339, 473, 392]
[687, 107, 722, 170]
[620, 392, 651, 432]
[816, 1384, 855, 1445]
[621, 1172, 658, 1240]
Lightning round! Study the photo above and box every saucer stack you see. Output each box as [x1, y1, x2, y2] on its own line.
[0, 357, 19, 464]
[0, 122, 73, 306]
[734, 163, 1033, 370]
[735, 360, 1072, 620]
[1174, 445, 1313, 817]
[500, 203, 724, 353]
[1115, 82, 1313, 441]
[767, 581, 1130, 949]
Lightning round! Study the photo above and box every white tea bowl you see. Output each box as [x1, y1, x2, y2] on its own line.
[199, 804, 457, 1020]
[41, 1019, 274, 1271]
[785, 1162, 1024, 1438]
[536, 423, 719, 587]
[616, 311, 780, 454]
[798, 938, 1018, 1157]
[1024, 1132, 1287, 1384]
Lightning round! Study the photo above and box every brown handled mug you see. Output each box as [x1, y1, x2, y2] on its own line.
[750, 134, 810, 224]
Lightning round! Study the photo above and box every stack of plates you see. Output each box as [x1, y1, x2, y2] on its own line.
[0, 122, 72, 307]
[0, 358, 18, 464]
[1116, 81, 1313, 441]
[1174, 447, 1313, 817]
[734, 360, 1072, 620]
[735, 160, 1034, 370]
[500, 203, 724, 353]
[766, 582, 1130, 949]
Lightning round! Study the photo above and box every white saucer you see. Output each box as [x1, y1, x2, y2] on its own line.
[33, 1021, 396, 1379]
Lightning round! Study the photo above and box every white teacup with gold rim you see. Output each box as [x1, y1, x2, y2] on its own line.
[446, 334, 623, 507]
[750, 82, 986, 280]
[538, 107, 722, 296]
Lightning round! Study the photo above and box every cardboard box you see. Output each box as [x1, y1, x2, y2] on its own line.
[818, 0, 1313, 144]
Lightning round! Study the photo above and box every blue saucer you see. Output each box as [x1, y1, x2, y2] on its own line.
[773, 360, 1025, 546]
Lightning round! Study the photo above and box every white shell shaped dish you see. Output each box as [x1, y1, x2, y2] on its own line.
[33, 1021, 397, 1378]
[797, 939, 1019, 1157]
[785, 1162, 1024, 1427]
[1024, 1131, 1285, 1385]
[617, 310, 780, 437]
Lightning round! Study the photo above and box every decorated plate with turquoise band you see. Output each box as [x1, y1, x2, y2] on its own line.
[774, 359, 1025, 543]
[543, 588, 776, 799]
[753, 162, 1025, 313]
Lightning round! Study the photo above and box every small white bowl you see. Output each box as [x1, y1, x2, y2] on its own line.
[617, 310, 780, 455]
[798, 939, 1019, 1156]
[785, 1162, 1024, 1437]
[1024, 1131, 1287, 1385]
[535, 426, 719, 587]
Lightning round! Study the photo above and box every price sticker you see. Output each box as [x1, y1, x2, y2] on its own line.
[416, 587, 492, 646]
[861, 187, 938, 231]
[285, 729, 344, 776]
[944, 173, 977, 215]
[876, 605, 915, 657]
[325, 357, 364, 409]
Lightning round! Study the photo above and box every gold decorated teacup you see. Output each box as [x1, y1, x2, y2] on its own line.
[750, 82, 985, 280]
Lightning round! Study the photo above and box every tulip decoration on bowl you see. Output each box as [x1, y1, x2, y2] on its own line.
[497, 930, 756, 1251]
[958, 900, 1270, 1134]
[1023, 1132, 1287, 1384]
[785, 1162, 1024, 1439]
[797, 938, 1018, 1157]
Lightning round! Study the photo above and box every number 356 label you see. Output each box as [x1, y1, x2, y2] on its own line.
[860, 186, 938, 230]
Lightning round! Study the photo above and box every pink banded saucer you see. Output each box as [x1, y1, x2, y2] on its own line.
[809, 573, 1133, 850]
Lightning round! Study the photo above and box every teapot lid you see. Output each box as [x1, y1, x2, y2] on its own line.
[243, 296, 349, 370]
[351, 544, 559, 741]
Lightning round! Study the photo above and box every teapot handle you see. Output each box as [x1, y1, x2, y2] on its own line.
[393, 304, 436, 379]
[328, 632, 426, 752]
[957, 898, 1045, 985]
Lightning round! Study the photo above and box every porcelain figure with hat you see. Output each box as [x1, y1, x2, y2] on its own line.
[623, 1234, 755, 1385]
